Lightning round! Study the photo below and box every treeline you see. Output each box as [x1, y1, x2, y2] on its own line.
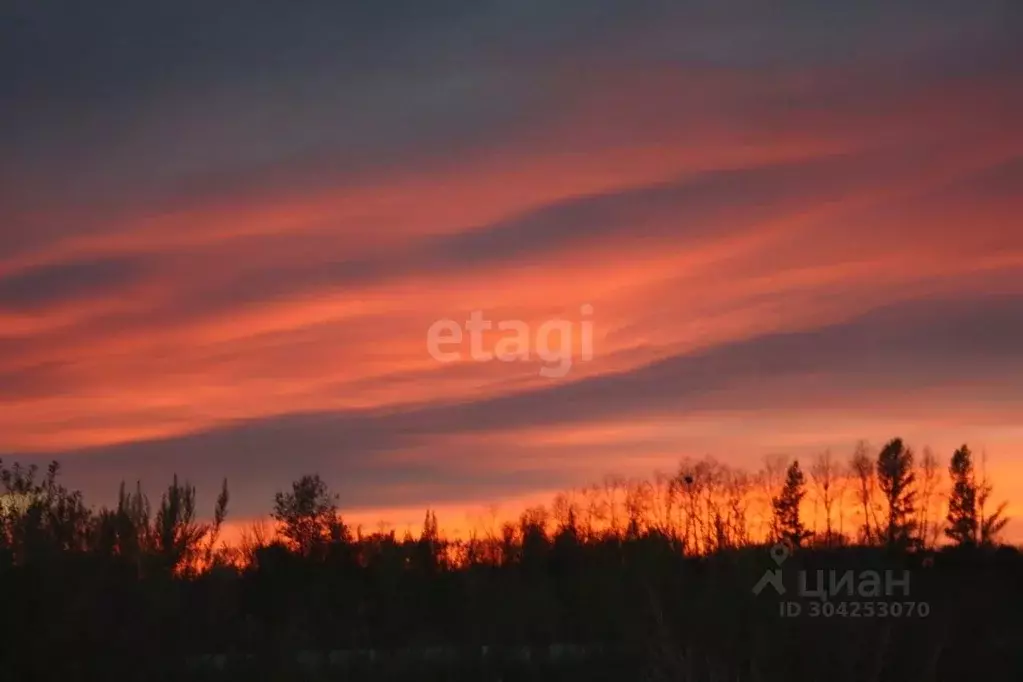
[0, 438, 1019, 681]
[252, 438, 1011, 566]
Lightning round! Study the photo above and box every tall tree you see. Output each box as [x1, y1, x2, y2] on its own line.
[876, 438, 916, 548]
[202, 478, 230, 568]
[849, 441, 877, 545]
[272, 474, 341, 556]
[415, 508, 444, 572]
[98, 480, 151, 566]
[917, 447, 943, 549]
[153, 475, 208, 573]
[945, 445, 978, 547]
[809, 450, 840, 546]
[976, 451, 1010, 547]
[772, 460, 809, 547]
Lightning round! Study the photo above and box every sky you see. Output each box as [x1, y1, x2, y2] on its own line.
[2, 0, 1023, 538]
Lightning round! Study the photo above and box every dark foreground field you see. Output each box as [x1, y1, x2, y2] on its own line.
[3, 543, 1021, 681]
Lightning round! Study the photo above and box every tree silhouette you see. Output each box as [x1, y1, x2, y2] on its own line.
[153, 475, 209, 573]
[876, 438, 916, 548]
[771, 459, 809, 547]
[202, 478, 231, 568]
[945, 444, 978, 547]
[917, 446, 943, 548]
[96, 480, 151, 568]
[849, 441, 877, 544]
[809, 450, 840, 546]
[0, 460, 92, 562]
[272, 474, 343, 556]
[976, 452, 1010, 547]
[414, 509, 444, 574]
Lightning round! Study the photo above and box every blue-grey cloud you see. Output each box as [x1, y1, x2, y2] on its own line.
[0, 255, 146, 312]
[3, 0, 1020, 260]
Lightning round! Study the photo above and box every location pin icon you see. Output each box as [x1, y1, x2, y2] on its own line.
[770, 542, 790, 566]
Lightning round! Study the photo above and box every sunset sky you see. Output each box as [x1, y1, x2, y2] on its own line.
[2, 1, 1023, 539]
